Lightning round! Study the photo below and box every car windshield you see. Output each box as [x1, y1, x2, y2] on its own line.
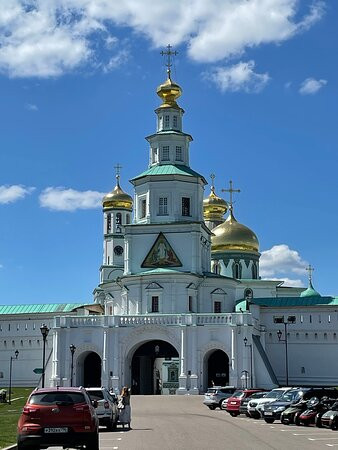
[207, 389, 217, 394]
[232, 390, 244, 398]
[250, 392, 266, 400]
[265, 390, 284, 399]
[86, 390, 104, 401]
[280, 391, 299, 402]
[29, 392, 86, 405]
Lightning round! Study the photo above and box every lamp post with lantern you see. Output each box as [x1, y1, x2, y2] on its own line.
[69, 344, 76, 387]
[274, 315, 296, 386]
[243, 337, 253, 388]
[8, 349, 19, 404]
[40, 324, 50, 388]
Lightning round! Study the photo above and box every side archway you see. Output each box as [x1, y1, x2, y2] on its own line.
[76, 351, 102, 387]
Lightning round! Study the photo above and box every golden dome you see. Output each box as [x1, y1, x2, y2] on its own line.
[157, 76, 182, 109]
[211, 208, 259, 253]
[102, 176, 133, 210]
[203, 186, 228, 221]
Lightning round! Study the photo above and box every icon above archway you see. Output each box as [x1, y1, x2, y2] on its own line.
[141, 232, 182, 268]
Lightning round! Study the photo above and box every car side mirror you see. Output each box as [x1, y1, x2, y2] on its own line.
[92, 400, 98, 408]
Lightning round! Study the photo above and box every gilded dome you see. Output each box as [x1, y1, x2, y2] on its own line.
[102, 177, 133, 210]
[211, 208, 259, 253]
[203, 186, 228, 221]
[157, 76, 182, 109]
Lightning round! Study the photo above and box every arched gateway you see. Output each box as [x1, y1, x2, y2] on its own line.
[77, 351, 102, 387]
[131, 340, 179, 395]
[204, 349, 229, 389]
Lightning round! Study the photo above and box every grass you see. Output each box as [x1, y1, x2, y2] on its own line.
[0, 387, 34, 449]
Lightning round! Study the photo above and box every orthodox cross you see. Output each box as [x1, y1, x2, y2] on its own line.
[210, 173, 216, 191]
[306, 264, 314, 283]
[222, 180, 240, 209]
[114, 163, 122, 183]
[160, 44, 178, 79]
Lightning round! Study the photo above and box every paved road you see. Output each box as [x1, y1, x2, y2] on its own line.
[54, 395, 338, 450]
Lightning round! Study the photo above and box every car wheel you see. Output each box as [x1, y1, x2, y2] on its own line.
[294, 413, 301, 426]
[251, 412, 260, 419]
[280, 415, 288, 425]
[230, 412, 239, 417]
[86, 432, 99, 450]
[208, 405, 216, 410]
[246, 412, 251, 417]
[264, 418, 275, 424]
[331, 418, 338, 431]
[315, 414, 322, 428]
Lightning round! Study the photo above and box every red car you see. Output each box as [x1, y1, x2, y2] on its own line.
[226, 389, 265, 417]
[17, 387, 99, 450]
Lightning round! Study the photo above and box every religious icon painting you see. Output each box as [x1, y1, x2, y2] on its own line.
[141, 232, 182, 268]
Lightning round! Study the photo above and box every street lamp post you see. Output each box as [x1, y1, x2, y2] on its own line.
[40, 324, 50, 388]
[274, 315, 296, 387]
[8, 350, 19, 404]
[69, 344, 76, 387]
[243, 337, 253, 388]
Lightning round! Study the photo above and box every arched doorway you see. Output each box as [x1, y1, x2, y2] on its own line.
[131, 340, 179, 395]
[82, 352, 101, 387]
[204, 349, 229, 389]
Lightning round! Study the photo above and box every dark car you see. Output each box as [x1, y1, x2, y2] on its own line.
[17, 387, 99, 450]
[262, 389, 306, 424]
[320, 401, 338, 430]
[226, 390, 265, 417]
[240, 391, 267, 415]
[281, 388, 338, 425]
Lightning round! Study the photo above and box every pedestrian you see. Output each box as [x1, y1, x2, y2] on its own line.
[118, 386, 131, 430]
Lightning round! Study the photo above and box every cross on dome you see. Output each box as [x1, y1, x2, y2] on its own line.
[306, 264, 314, 283]
[210, 173, 216, 191]
[222, 180, 240, 210]
[160, 44, 178, 80]
[114, 163, 122, 184]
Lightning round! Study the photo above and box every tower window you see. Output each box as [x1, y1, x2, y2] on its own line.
[188, 296, 193, 312]
[176, 146, 183, 161]
[152, 148, 158, 163]
[182, 197, 190, 216]
[151, 296, 159, 313]
[140, 199, 146, 218]
[233, 262, 242, 279]
[116, 213, 122, 225]
[252, 263, 258, 279]
[244, 288, 253, 300]
[126, 214, 131, 224]
[107, 214, 112, 233]
[159, 197, 168, 215]
[173, 116, 178, 129]
[162, 146, 170, 161]
[214, 301, 222, 313]
[164, 115, 170, 128]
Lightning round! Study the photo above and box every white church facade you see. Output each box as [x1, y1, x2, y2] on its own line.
[1, 63, 338, 395]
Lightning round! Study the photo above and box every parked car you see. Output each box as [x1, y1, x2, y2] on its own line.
[240, 391, 267, 416]
[247, 387, 293, 419]
[319, 401, 338, 430]
[262, 388, 306, 423]
[281, 388, 338, 425]
[297, 397, 337, 427]
[203, 386, 237, 410]
[85, 387, 119, 430]
[17, 387, 99, 450]
[226, 390, 265, 417]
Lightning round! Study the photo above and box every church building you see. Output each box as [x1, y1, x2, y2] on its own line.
[1, 56, 338, 394]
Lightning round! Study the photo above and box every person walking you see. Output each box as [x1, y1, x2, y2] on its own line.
[118, 386, 131, 429]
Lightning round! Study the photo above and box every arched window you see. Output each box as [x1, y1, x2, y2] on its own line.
[244, 288, 253, 300]
[116, 213, 122, 225]
[232, 262, 242, 279]
[252, 263, 258, 279]
[126, 214, 131, 224]
[107, 213, 112, 233]
[213, 261, 220, 274]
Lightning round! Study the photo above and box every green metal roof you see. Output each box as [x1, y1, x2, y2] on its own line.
[235, 296, 338, 312]
[0, 303, 85, 315]
[131, 164, 205, 181]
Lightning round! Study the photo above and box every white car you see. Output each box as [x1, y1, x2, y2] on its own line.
[247, 387, 293, 418]
[85, 387, 119, 430]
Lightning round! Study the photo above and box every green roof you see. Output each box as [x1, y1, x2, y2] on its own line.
[131, 164, 205, 181]
[235, 296, 338, 311]
[0, 303, 85, 315]
[300, 281, 321, 298]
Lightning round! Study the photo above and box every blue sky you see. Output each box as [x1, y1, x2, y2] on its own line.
[0, 0, 336, 304]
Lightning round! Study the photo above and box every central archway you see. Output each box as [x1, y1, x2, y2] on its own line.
[204, 349, 229, 390]
[131, 340, 179, 395]
[83, 352, 101, 387]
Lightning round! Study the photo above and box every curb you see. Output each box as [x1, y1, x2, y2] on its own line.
[1, 445, 17, 450]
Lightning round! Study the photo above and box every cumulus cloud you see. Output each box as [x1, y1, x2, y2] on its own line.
[103, 48, 130, 73]
[260, 244, 308, 286]
[299, 77, 327, 94]
[0, 185, 35, 204]
[0, 0, 326, 78]
[205, 60, 270, 93]
[39, 187, 105, 211]
[25, 103, 38, 111]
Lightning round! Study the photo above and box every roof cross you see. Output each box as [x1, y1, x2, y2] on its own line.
[114, 163, 122, 183]
[222, 180, 240, 209]
[306, 264, 314, 283]
[160, 44, 178, 80]
[210, 173, 216, 190]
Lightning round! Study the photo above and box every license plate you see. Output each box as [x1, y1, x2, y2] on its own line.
[264, 412, 273, 416]
[44, 427, 68, 433]
[231, 402, 237, 405]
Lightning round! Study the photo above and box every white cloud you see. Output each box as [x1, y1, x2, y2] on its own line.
[103, 48, 130, 73]
[266, 277, 305, 287]
[0, 0, 325, 78]
[260, 244, 308, 278]
[205, 60, 270, 93]
[25, 103, 38, 111]
[0, 185, 35, 204]
[39, 187, 105, 211]
[299, 77, 327, 94]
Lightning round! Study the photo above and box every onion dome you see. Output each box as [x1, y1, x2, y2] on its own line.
[102, 176, 133, 211]
[157, 76, 182, 109]
[211, 207, 259, 253]
[300, 267, 321, 297]
[203, 186, 228, 221]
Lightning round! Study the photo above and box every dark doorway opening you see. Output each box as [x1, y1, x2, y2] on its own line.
[131, 340, 178, 395]
[83, 352, 101, 387]
[207, 350, 229, 387]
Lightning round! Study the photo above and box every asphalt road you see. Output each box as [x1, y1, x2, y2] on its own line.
[53, 395, 338, 450]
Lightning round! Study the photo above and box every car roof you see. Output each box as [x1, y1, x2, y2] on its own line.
[32, 387, 85, 393]
[85, 387, 108, 391]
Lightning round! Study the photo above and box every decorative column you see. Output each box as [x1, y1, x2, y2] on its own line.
[189, 321, 199, 394]
[51, 330, 60, 387]
[101, 329, 108, 386]
[229, 326, 237, 386]
[111, 327, 120, 394]
[177, 326, 188, 394]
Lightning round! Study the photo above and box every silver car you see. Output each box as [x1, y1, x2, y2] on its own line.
[86, 387, 118, 430]
[203, 386, 237, 410]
